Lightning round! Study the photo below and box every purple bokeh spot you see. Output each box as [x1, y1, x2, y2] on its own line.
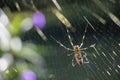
[20, 70, 36, 80]
[32, 12, 46, 29]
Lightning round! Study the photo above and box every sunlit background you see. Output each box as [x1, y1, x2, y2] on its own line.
[0, 0, 120, 80]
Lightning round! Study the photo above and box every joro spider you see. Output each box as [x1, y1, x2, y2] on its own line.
[51, 24, 95, 67]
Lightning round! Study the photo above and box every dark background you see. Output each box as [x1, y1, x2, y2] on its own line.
[0, 0, 120, 80]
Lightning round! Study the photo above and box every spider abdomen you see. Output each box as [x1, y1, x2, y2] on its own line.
[75, 57, 83, 65]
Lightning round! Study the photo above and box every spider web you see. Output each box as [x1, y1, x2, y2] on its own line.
[45, 0, 120, 80]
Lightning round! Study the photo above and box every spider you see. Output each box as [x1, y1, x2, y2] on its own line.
[51, 24, 95, 67]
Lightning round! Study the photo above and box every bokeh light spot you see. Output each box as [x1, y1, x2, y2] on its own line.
[32, 12, 46, 29]
[20, 70, 36, 80]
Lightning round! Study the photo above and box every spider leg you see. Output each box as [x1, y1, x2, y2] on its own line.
[50, 35, 73, 51]
[82, 51, 89, 63]
[80, 44, 96, 50]
[80, 24, 88, 48]
[66, 28, 74, 47]
[67, 52, 74, 56]
[72, 56, 76, 67]
[80, 16, 96, 48]
[83, 61, 89, 64]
